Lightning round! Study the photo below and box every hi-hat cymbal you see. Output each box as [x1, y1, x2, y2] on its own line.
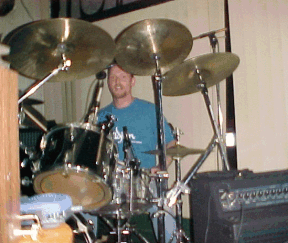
[162, 52, 240, 96]
[144, 144, 204, 158]
[4, 18, 115, 82]
[115, 19, 193, 76]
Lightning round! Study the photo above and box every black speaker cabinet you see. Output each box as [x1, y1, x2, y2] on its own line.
[189, 169, 288, 243]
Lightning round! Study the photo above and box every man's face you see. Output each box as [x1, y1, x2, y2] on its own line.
[108, 65, 135, 99]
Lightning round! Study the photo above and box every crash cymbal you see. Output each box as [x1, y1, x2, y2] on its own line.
[144, 144, 204, 158]
[115, 19, 193, 76]
[22, 98, 44, 105]
[163, 52, 240, 96]
[4, 18, 115, 82]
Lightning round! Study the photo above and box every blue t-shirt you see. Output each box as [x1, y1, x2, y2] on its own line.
[98, 98, 174, 169]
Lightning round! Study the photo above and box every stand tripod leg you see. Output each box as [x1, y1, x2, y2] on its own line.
[199, 83, 230, 171]
[123, 221, 151, 243]
[98, 215, 153, 243]
[166, 137, 217, 207]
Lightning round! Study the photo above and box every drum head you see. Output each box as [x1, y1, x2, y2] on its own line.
[34, 168, 112, 211]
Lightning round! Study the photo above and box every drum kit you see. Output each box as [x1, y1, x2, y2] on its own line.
[3, 17, 240, 243]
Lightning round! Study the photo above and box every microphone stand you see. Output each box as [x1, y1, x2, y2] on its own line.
[123, 126, 141, 212]
[106, 126, 143, 243]
[84, 71, 106, 125]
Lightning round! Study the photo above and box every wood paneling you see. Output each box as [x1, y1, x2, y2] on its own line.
[0, 66, 20, 243]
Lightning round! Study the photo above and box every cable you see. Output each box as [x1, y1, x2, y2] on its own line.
[20, 0, 34, 21]
[235, 203, 244, 242]
[204, 195, 212, 243]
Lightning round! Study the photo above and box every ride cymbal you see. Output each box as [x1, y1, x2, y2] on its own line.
[115, 19, 193, 76]
[144, 144, 204, 158]
[4, 18, 115, 82]
[163, 52, 240, 96]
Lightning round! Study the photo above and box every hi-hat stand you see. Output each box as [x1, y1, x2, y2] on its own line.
[168, 128, 190, 243]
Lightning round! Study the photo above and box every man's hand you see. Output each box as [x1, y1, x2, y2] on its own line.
[151, 165, 161, 174]
[150, 140, 176, 174]
[166, 139, 176, 168]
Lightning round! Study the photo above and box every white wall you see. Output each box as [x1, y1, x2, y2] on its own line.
[229, 0, 288, 172]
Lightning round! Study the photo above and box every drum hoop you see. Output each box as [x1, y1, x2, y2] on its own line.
[34, 167, 113, 210]
[49, 122, 99, 133]
[42, 122, 117, 152]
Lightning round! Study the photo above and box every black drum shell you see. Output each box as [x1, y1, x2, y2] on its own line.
[34, 124, 117, 210]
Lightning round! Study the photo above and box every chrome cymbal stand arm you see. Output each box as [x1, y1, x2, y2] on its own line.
[153, 55, 167, 172]
[152, 54, 167, 243]
[129, 167, 134, 213]
[18, 57, 71, 105]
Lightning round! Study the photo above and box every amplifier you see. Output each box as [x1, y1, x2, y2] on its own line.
[19, 127, 43, 149]
[189, 169, 288, 243]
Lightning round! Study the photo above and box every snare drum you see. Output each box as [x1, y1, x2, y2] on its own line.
[97, 163, 153, 217]
[33, 123, 117, 211]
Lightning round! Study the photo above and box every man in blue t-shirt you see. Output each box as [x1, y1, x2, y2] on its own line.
[98, 65, 175, 170]
[97, 64, 176, 242]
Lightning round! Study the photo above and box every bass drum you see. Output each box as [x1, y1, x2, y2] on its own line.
[34, 123, 117, 211]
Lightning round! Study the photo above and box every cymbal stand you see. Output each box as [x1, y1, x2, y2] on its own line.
[209, 32, 227, 171]
[169, 128, 190, 243]
[152, 54, 167, 243]
[18, 55, 71, 104]
[166, 71, 230, 207]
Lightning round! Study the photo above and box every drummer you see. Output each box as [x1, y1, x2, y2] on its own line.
[98, 63, 175, 171]
[97, 64, 176, 242]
